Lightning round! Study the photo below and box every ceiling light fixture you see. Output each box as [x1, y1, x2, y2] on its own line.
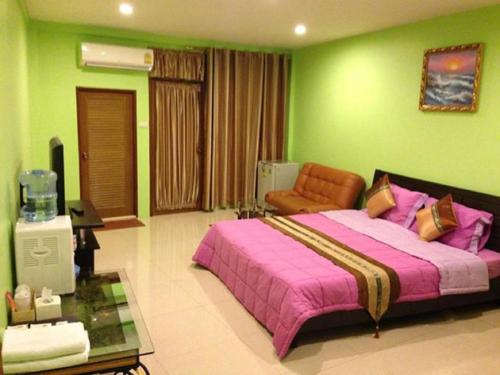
[294, 24, 307, 35]
[119, 3, 134, 16]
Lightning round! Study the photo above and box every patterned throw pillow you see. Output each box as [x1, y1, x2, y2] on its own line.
[380, 184, 428, 229]
[415, 194, 458, 241]
[411, 197, 493, 253]
[366, 174, 396, 218]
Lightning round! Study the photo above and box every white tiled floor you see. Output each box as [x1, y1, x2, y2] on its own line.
[95, 210, 500, 375]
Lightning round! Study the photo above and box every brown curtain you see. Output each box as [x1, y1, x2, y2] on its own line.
[154, 81, 201, 211]
[260, 53, 288, 161]
[150, 48, 205, 81]
[202, 49, 289, 210]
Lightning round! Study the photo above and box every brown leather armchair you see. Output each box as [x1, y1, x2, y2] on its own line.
[265, 163, 365, 215]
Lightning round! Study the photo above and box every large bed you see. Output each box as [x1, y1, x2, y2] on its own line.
[192, 170, 500, 359]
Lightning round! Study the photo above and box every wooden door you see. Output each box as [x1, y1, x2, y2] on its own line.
[76, 88, 137, 218]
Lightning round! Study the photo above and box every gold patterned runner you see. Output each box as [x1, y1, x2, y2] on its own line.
[260, 216, 401, 327]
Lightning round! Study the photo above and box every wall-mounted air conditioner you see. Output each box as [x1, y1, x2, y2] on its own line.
[80, 42, 154, 71]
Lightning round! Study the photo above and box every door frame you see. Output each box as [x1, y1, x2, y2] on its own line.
[148, 78, 205, 216]
[76, 87, 138, 218]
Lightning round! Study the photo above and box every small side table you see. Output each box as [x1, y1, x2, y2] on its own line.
[67, 200, 104, 277]
[3, 270, 154, 374]
[235, 206, 277, 219]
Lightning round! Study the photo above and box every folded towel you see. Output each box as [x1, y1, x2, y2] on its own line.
[2, 332, 90, 374]
[1, 322, 89, 363]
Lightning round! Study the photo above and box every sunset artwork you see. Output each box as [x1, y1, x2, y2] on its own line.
[419, 44, 482, 112]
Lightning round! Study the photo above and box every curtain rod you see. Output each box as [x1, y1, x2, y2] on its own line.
[150, 46, 291, 57]
[148, 46, 207, 52]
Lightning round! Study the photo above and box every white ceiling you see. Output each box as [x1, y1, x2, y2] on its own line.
[24, 0, 499, 48]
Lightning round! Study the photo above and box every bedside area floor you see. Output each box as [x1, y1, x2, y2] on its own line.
[94, 210, 500, 375]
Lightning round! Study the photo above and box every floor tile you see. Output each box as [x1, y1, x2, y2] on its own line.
[173, 269, 238, 305]
[203, 295, 269, 338]
[147, 305, 238, 358]
[239, 327, 360, 375]
[451, 302, 500, 328]
[319, 319, 499, 375]
[327, 310, 454, 355]
[139, 354, 170, 375]
[160, 336, 278, 375]
[133, 278, 201, 318]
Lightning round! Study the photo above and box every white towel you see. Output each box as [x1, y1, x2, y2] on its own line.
[1, 322, 89, 363]
[2, 333, 90, 374]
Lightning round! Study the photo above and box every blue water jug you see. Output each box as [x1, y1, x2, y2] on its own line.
[19, 170, 58, 222]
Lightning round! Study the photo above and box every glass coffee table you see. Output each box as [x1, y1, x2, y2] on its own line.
[32, 270, 153, 374]
[235, 203, 277, 220]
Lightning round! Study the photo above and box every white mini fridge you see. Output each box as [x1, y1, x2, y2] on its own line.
[257, 161, 299, 207]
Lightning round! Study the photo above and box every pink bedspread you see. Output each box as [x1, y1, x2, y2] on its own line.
[321, 210, 489, 295]
[192, 213, 500, 359]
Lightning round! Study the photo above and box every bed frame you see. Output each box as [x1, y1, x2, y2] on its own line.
[296, 169, 500, 337]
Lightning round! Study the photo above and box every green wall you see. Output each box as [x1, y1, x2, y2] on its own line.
[29, 22, 287, 218]
[0, 0, 31, 333]
[290, 5, 500, 196]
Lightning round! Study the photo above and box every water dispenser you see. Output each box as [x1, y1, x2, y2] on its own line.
[19, 170, 58, 222]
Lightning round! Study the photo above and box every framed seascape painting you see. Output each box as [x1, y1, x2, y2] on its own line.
[419, 43, 483, 112]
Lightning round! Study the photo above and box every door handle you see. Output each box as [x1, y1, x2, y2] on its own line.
[82, 152, 88, 160]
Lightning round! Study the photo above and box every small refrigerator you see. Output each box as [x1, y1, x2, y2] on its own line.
[257, 160, 299, 207]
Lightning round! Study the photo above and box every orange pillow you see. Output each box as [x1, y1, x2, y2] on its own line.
[416, 194, 458, 241]
[366, 174, 396, 218]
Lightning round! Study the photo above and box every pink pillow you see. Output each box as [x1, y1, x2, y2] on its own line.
[410, 197, 493, 254]
[380, 184, 428, 228]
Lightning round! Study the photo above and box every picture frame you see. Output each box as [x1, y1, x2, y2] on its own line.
[419, 43, 483, 112]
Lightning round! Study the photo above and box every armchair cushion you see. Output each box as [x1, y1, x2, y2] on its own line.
[265, 190, 300, 200]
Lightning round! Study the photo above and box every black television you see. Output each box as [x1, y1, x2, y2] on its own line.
[49, 137, 65, 215]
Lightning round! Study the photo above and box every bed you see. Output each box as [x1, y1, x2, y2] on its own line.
[193, 170, 500, 359]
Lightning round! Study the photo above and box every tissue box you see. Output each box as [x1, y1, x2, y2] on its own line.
[11, 290, 35, 324]
[35, 295, 62, 321]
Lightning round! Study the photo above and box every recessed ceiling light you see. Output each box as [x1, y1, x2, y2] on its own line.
[119, 3, 134, 16]
[294, 24, 307, 35]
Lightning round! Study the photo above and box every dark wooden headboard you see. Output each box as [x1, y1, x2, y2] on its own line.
[374, 170, 500, 252]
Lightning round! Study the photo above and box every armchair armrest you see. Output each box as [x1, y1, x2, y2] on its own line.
[299, 203, 342, 214]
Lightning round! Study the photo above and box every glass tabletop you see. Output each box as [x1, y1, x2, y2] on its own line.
[60, 270, 154, 363]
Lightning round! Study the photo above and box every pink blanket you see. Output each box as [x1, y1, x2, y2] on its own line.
[321, 210, 490, 295]
[192, 213, 499, 358]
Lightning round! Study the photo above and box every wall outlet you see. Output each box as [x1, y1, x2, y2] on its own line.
[139, 121, 148, 128]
